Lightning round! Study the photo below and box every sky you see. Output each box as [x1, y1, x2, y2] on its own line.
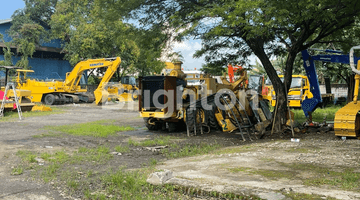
[0, 1, 256, 71]
[0, 0, 25, 20]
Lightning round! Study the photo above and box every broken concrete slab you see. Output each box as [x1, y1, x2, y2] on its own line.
[146, 170, 173, 185]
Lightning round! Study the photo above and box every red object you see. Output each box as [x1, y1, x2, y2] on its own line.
[0, 91, 17, 109]
[227, 64, 243, 83]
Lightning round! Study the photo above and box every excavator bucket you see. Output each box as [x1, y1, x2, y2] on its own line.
[94, 89, 109, 105]
[31, 105, 52, 112]
[334, 102, 360, 138]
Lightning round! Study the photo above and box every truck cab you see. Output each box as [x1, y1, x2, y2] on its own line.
[271, 75, 311, 107]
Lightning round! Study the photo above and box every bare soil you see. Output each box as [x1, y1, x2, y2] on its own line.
[0, 103, 359, 200]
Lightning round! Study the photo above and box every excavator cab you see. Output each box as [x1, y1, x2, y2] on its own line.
[121, 76, 136, 86]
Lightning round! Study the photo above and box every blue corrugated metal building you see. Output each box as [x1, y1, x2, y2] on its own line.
[0, 19, 72, 80]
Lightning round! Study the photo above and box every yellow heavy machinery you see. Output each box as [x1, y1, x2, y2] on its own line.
[334, 46, 360, 139]
[107, 76, 139, 102]
[0, 66, 34, 112]
[270, 75, 333, 108]
[16, 57, 121, 105]
[139, 62, 271, 140]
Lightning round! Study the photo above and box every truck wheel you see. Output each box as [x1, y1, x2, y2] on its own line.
[168, 122, 177, 132]
[207, 102, 220, 130]
[132, 90, 139, 101]
[144, 118, 159, 131]
[44, 94, 56, 105]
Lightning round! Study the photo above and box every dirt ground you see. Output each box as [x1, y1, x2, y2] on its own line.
[0, 103, 359, 200]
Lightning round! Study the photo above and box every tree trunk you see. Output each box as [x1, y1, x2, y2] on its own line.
[246, 38, 288, 133]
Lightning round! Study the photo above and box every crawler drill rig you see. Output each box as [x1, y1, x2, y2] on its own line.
[139, 62, 271, 140]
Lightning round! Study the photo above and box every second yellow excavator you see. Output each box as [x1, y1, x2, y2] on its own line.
[334, 46, 360, 139]
[16, 57, 121, 105]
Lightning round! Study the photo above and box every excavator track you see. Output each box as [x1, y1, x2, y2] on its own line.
[334, 102, 360, 138]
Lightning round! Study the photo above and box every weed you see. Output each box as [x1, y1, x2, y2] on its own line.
[74, 146, 113, 163]
[305, 168, 360, 190]
[280, 162, 360, 191]
[149, 158, 157, 166]
[67, 180, 79, 190]
[228, 167, 250, 173]
[42, 163, 60, 182]
[128, 136, 173, 147]
[87, 170, 94, 177]
[16, 150, 37, 163]
[283, 191, 337, 200]
[114, 145, 130, 153]
[128, 138, 137, 146]
[11, 166, 24, 175]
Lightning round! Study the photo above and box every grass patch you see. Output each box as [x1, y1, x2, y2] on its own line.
[292, 106, 341, 123]
[114, 145, 130, 153]
[227, 167, 294, 180]
[42, 163, 61, 182]
[16, 150, 37, 163]
[128, 136, 173, 147]
[0, 106, 65, 122]
[45, 120, 135, 137]
[228, 167, 250, 173]
[73, 146, 113, 163]
[283, 191, 337, 200]
[281, 163, 360, 191]
[11, 166, 24, 175]
[95, 167, 179, 199]
[304, 168, 360, 190]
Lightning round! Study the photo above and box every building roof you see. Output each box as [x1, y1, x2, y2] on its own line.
[0, 19, 12, 25]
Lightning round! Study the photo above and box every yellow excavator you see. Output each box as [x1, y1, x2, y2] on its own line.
[16, 57, 121, 105]
[334, 46, 360, 139]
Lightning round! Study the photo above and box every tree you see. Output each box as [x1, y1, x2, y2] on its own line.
[200, 63, 225, 76]
[9, 0, 53, 69]
[0, 34, 13, 67]
[133, 0, 360, 131]
[50, 0, 168, 77]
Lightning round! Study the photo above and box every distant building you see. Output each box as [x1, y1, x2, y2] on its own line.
[0, 19, 72, 80]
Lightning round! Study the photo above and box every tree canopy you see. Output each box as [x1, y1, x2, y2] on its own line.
[131, 0, 360, 130]
[49, 0, 168, 76]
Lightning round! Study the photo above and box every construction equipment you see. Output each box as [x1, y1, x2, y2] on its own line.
[247, 74, 273, 103]
[0, 66, 35, 112]
[270, 49, 357, 119]
[270, 74, 334, 108]
[0, 82, 23, 120]
[16, 57, 121, 105]
[107, 76, 139, 102]
[139, 61, 271, 140]
[334, 46, 360, 139]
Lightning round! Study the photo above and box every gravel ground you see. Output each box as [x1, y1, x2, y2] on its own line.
[0, 104, 359, 200]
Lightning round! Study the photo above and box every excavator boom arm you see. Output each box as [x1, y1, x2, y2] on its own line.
[301, 49, 360, 117]
[65, 57, 121, 88]
[64, 57, 121, 105]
